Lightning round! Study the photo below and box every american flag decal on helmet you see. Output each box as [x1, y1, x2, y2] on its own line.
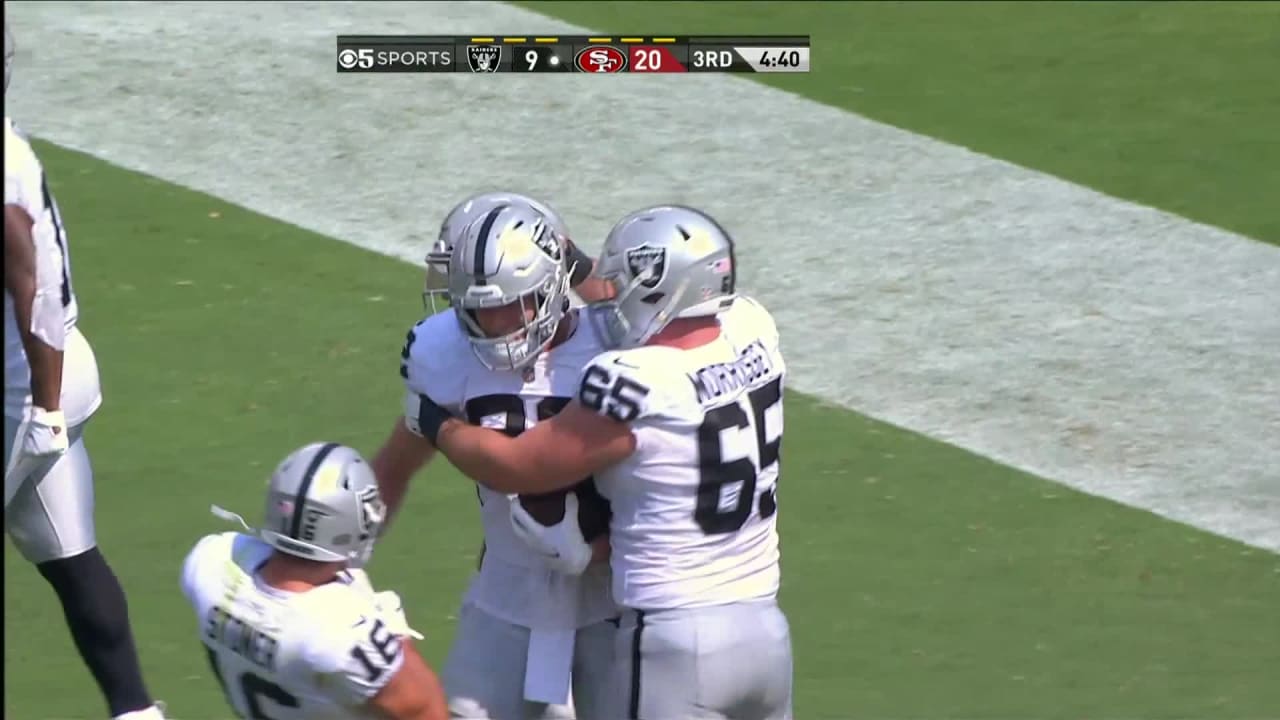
[712, 257, 732, 274]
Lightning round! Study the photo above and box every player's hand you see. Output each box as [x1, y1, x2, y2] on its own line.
[22, 406, 68, 459]
[510, 493, 593, 576]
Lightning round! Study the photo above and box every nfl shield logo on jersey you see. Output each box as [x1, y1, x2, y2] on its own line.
[626, 244, 667, 289]
[468, 45, 501, 73]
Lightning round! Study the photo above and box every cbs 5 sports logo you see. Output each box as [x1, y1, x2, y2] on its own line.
[337, 48, 376, 70]
[336, 47, 452, 71]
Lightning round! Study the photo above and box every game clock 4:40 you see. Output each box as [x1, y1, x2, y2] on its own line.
[735, 46, 810, 73]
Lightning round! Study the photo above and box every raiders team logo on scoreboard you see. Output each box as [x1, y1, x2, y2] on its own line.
[467, 44, 502, 73]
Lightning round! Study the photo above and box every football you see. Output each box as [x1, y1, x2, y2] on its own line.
[517, 479, 612, 541]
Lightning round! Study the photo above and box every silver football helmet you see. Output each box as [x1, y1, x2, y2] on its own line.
[428, 201, 571, 372]
[212, 442, 387, 569]
[592, 205, 738, 349]
[425, 191, 572, 308]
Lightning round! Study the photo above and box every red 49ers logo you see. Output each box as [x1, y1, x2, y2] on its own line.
[575, 45, 627, 73]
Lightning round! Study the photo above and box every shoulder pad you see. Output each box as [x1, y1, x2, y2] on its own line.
[576, 347, 681, 424]
[399, 311, 468, 402]
[4, 120, 43, 209]
[299, 584, 409, 704]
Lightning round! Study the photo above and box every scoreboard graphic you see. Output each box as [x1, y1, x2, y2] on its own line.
[335, 36, 810, 74]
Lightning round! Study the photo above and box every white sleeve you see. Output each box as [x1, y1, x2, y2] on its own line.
[306, 605, 409, 707]
[4, 122, 31, 207]
[399, 315, 465, 437]
[5, 123, 67, 351]
[30, 209, 67, 350]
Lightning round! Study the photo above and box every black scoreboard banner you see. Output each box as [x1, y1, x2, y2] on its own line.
[335, 36, 811, 74]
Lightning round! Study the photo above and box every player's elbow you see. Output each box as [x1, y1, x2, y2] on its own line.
[372, 421, 433, 487]
[368, 645, 448, 720]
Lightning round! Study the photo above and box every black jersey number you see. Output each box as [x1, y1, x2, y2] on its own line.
[463, 394, 577, 506]
[204, 646, 299, 720]
[694, 376, 783, 535]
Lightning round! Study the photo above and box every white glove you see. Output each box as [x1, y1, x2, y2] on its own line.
[373, 590, 424, 640]
[510, 493, 594, 576]
[22, 406, 68, 459]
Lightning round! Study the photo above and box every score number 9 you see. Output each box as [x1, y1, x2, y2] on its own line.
[522, 47, 562, 72]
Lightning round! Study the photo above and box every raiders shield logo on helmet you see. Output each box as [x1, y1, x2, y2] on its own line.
[468, 45, 501, 73]
[625, 245, 667, 289]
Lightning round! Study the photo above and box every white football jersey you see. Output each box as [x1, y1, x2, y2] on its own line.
[584, 297, 786, 611]
[4, 117, 99, 424]
[399, 306, 618, 630]
[181, 532, 411, 719]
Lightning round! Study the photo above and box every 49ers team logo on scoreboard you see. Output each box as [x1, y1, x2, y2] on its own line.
[575, 45, 627, 73]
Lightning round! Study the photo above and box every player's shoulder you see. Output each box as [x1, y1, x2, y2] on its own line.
[180, 531, 271, 602]
[722, 295, 779, 346]
[293, 576, 412, 700]
[4, 117, 44, 202]
[4, 118, 38, 166]
[292, 571, 380, 629]
[400, 309, 470, 395]
[577, 345, 691, 422]
[551, 306, 613, 365]
[587, 345, 683, 379]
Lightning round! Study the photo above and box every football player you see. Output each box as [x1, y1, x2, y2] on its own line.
[181, 442, 447, 719]
[4, 23, 166, 720]
[423, 191, 616, 307]
[373, 198, 618, 718]
[410, 206, 794, 720]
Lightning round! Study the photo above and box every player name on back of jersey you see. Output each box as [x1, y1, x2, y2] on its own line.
[689, 339, 775, 406]
[205, 604, 280, 674]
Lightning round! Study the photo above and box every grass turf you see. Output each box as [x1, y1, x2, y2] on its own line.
[519, 0, 1280, 245]
[3, 141, 1277, 719]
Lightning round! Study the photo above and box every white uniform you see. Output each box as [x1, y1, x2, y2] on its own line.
[581, 297, 793, 720]
[400, 307, 618, 719]
[4, 117, 104, 563]
[180, 531, 412, 719]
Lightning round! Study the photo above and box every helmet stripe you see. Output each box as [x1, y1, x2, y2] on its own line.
[288, 442, 340, 539]
[473, 205, 507, 284]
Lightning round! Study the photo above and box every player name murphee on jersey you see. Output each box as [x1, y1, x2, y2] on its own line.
[333, 35, 809, 73]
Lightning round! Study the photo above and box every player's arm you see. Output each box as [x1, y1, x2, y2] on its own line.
[316, 607, 447, 720]
[564, 239, 616, 303]
[366, 639, 447, 720]
[376, 322, 451, 530]
[4, 203, 64, 411]
[371, 415, 437, 529]
[432, 400, 635, 496]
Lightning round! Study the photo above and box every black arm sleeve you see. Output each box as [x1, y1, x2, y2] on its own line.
[564, 240, 595, 288]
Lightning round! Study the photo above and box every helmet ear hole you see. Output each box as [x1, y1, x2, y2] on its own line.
[641, 293, 666, 305]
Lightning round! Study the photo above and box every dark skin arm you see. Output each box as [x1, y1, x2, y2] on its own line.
[434, 401, 636, 495]
[4, 204, 63, 410]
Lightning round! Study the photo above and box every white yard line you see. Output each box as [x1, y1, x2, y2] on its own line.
[6, 1, 1278, 551]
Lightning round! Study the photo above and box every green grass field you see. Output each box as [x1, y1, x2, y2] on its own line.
[5, 2, 1280, 718]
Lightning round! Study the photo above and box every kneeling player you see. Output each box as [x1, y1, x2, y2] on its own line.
[180, 442, 447, 719]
